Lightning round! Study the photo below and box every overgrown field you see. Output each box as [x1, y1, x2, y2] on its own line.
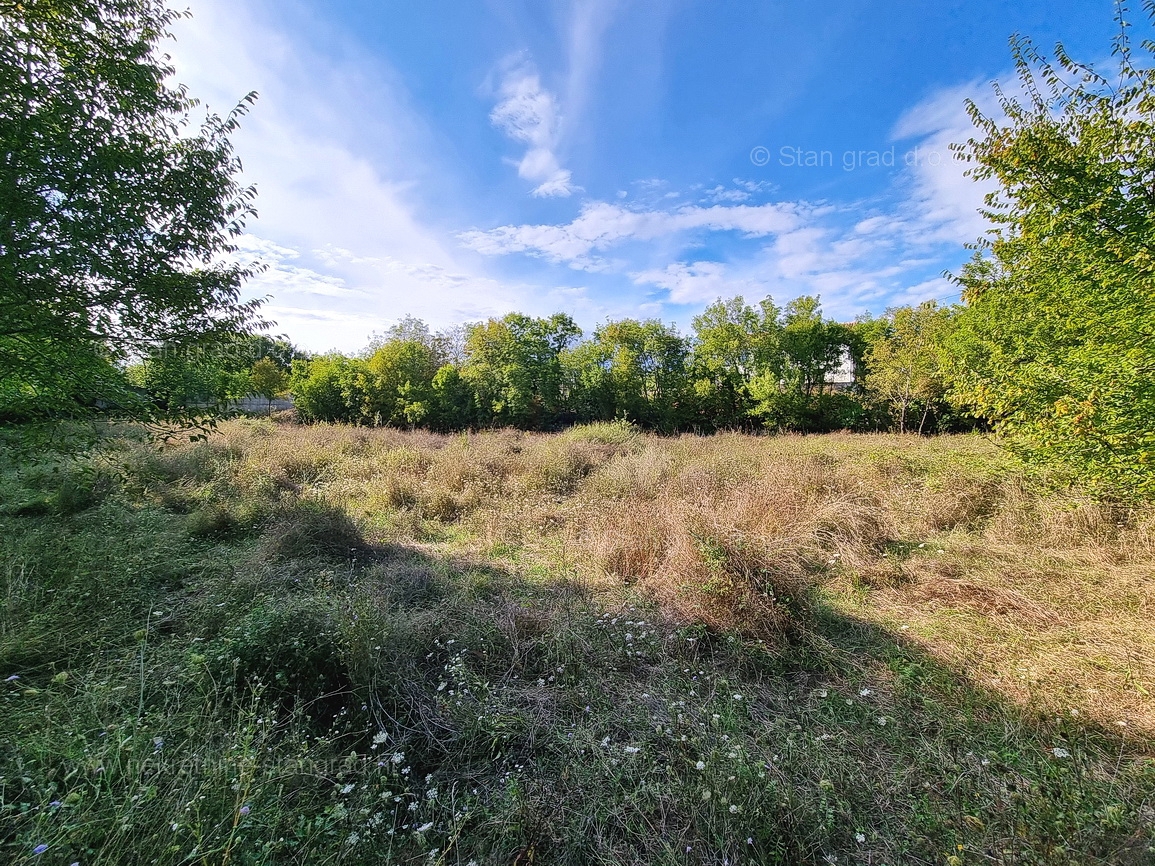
[1, 420, 1152, 865]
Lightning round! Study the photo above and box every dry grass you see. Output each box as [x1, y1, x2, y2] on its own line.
[5, 418, 1154, 864]
[138, 419, 1155, 734]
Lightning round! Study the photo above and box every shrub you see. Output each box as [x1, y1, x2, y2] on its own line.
[213, 598, 350, 709]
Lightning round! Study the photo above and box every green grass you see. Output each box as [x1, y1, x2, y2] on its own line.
[0, 421, 1152, 865]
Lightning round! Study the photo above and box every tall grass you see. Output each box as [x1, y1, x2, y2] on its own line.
[0, 419, 1151, 864]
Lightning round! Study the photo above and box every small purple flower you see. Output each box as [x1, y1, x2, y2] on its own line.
[239, 805, 251, 816]
[49, 800, 62, 808]
[33, 844, 49, 855]
[4, 675, 18, 682]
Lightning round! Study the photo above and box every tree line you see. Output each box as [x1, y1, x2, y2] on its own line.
[276, 296, 967, 435]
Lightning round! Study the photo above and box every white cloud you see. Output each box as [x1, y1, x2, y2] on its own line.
[632, 261, 756, 305]
[460, 200, 805, 269]
[564, 0, 618, 130]
[703, 185, 750, 203]
[464, 75, 1002, 322]
[891, 81, 1001, 244]
[490, 61, 578, 198]
[164, 0, 1008, 349]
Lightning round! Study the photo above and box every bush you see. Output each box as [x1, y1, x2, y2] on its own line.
[561, 419, 641, 447]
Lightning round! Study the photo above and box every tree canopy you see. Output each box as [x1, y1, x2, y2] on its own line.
[287, 297, 882, 435]
[948, 7, 1155, 496]
[0, 0, 264, 420]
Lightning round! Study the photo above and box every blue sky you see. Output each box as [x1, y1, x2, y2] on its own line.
[169, 0, 1122, 352]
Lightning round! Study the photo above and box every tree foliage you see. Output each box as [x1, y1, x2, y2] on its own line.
[248, 357, 288, 409]
[949, 7, 1155, 496]
[287, 298, 899, 435]
[461, 313, 581, 428]
[866, 302, 952, 434]
[0, 0, 264, 420]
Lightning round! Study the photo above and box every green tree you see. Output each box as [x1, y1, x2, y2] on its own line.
[779, 296, 845, 398]
[0, 0, 263, 420]
[690, 295, 784, 430]
[865, 302, 953, 433]
[949, 10, 1155, 496]
[428, 364, 475, 431]
[290, 355, 365, 423]
[560, 339, 616, 424]
[361, 339, 441, 427]
[462, 313, 581, 428]
[747, 296, 856, 431]
[126, 347, 223, 410]
[592, 319, 690, 431]
[249, 357, 288, 413]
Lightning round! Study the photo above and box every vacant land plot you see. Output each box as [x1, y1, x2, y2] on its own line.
[1, 420, 1152, 865]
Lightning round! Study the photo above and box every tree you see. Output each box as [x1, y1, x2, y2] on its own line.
[865, 302, 953, 433]
[362, 338, 441, 427]
[745, 296, 856, 431]
[691, 297, 761, 429]
[249, 357, 288, 413]
[290, 355, 365, 423]
[125, 342, 245, 410]
[591, 319, 690, 432]
[779, 296, 845, 398]
[462, 313, 581, 428]
[0, 0, 264, 420]
[428, 364, 475, 431]
[949, 8, 1155, 496]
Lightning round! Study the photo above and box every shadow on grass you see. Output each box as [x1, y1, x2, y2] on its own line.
[0, 490, 1151, 866]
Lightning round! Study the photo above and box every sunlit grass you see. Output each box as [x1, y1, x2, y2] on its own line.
[0, 419, 1151, 864]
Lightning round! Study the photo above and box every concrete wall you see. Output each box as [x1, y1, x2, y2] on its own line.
[228, 396, 296, 414]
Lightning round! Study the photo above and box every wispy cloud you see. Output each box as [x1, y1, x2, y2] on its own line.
[891, 80, 1000, 244]
[490, 60, 578, 198]
[459, 200, 806, 270]
[166, 0, 1007, 349]
[632, 261, 758, 305]
[564, 0, 618, 129]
